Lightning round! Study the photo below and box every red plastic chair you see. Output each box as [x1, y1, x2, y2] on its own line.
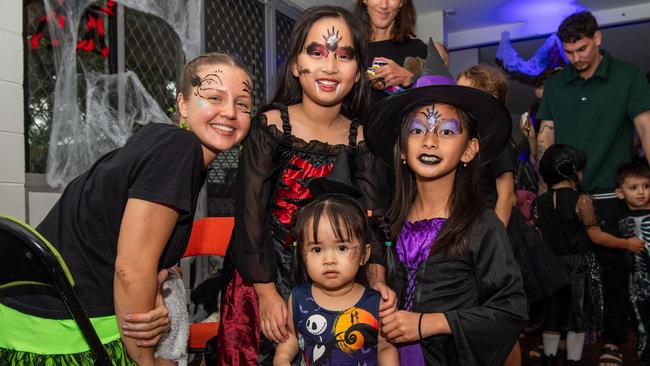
[183, 217, 234, 352]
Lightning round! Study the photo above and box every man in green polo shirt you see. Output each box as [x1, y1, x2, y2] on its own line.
[537, 10, 650, 366]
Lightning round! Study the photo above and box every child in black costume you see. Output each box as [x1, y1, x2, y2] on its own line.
[364, 38, 528, 365]
[217, 6, 392, 365]
[533, 144, 644, 365]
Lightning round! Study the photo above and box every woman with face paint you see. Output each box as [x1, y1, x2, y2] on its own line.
[0, 53, 253, 366]
[353, 0, 447, 106]
[217, 6, 393, 365]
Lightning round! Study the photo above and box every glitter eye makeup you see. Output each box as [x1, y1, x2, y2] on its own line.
[437, 120, 464, 136]
[411, 106, 464, 137]
[408, 118, 427, 134]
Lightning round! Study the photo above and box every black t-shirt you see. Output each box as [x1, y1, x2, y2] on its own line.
[367, 38, 427, 106]
[480, 143, 516, 208]
[1, 123, 206, 318]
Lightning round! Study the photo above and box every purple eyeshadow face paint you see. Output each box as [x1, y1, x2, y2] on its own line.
[410, 106, 464, 137]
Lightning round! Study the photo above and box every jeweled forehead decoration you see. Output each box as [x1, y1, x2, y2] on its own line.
[419, 107, 442, 131]
[323, 26, 342, 52]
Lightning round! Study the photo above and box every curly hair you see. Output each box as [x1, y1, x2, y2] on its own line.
[457, 64, 508, 104]
[558, 11, 598, 43]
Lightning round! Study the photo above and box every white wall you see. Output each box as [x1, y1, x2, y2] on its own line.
[415, 10, 444, 44]
[448, 47, 479, 79]
[0, 2, 25, 221]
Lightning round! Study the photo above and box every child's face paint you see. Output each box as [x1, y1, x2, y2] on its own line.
[408, 105, 464, 138]
[178, 63, 254, 163]
[402, 104, 478, 182]
[292, 17, 359, 108]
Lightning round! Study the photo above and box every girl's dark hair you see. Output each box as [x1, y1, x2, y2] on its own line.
[367, 211, 398, 281]
[271, 6, 369, 120]
[353, 0, 417, 43]
[291, 194, 371, 285]
[386, 103, 483, 258]
[539, 144, 587, 186]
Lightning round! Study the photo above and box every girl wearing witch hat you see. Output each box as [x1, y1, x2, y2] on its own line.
[364, 39, 528, 365]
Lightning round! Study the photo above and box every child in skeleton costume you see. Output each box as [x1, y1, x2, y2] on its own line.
[217, 6, 392, 365]
[615, 161, 650, 363]
[533, 145, 644, 365]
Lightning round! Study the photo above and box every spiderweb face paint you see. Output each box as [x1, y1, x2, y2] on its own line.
[192, 69, 225, 103]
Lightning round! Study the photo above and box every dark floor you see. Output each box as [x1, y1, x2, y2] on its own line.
[521, 326, 639, 365]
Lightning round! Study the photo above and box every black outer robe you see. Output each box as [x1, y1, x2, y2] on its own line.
[390, 210, 528, 365]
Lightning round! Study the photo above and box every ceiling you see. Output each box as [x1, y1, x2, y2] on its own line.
[417, 0, 650, 33]
[289, 0, 650, 33]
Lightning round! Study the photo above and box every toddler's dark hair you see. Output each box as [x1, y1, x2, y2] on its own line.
[291, 194, 370, 285]
[539, 144, 587, 186]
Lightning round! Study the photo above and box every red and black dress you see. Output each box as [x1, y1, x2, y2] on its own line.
[217, 104, 389, 365]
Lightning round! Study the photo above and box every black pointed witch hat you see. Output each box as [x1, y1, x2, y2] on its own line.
[308, 149, 362, 199]
[365, 38, 512, 168]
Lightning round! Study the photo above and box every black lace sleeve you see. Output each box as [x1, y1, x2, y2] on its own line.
[231, 114, 280, 283]
[355, 143, 391, 264]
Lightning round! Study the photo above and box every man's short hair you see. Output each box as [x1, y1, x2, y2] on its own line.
[558, 11, 599, 43]
[616, 160, 650, 187]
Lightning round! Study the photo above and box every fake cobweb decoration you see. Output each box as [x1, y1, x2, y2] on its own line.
[42, 0, 200, 188]
[496, 30, 568, 77]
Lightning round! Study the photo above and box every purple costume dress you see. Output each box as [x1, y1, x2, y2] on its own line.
[395, 218, 446, 365]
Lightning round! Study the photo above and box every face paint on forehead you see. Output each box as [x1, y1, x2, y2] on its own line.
[323, 26, 342, 52]
[411, 106, 464, 135]
[193, 70, 224, 99]
[418, 106, 442, 131]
